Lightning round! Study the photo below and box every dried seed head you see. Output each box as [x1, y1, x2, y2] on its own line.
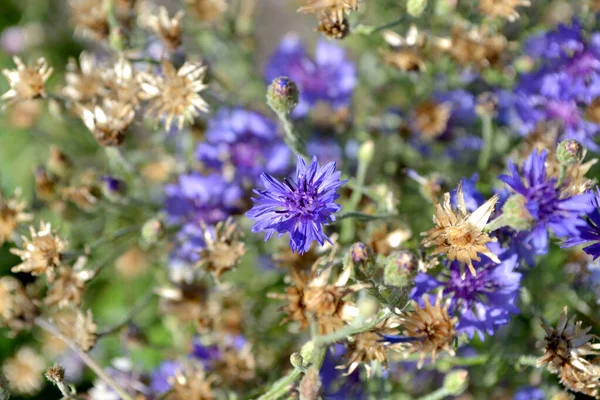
[157, 282, 208, 324]
[103, 57, 141, 107]
[10, 221, 67, 280]
[2, 347, 45, 395]
[317, 14, 349, 39]
[147, 7, 184, 50]
[197, 218, 245, 280]
[343, 318, 400, 376]
[52, 308, 97, 352]
[1, 57, 53, 107]
[80, 100, 135, 146]
[166, 362, 215, 400]
[298, 0, 359, 23]
[68, 0, 109, 41]
[45, 364, 65, 385]
[413, 100, 452, 141]
[442, 26, 508, 69]
[44, 267, 87, 309]
[421, 185, 500, 278]
[138, 60, 208, 130]
[185, 0, 228, 22]
[62, 52, 105, 107]
[479, 0, 531, 22]
[399, 294, 458, 368]
[0, 276, 38, 335]
[0, 188, 32, 245]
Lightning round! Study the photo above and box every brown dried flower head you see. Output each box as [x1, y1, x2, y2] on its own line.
[52, 308, 97, 352]
[11, 221, 67, 280]
[138, 60, 209, 130]
[2, 347, 45, 395]
[558, 363, 600, 398]
[186, 0, 228, 22]
[274, 245, 321, 270]
[398, 294, 458, 368]
[69, 0, 109, 41]
[115, 246, 150, 279]
[166, 361, 216, 400]
[148, 7, 184, 50]
[0, 188, 32, 245]
[203, 288, 246, 335]
[479, 0, 531, 22]
[441, 26, 508, 69]
[368, 223, 412, 256]
[103, 57, 141, 107]
[585, 97, 600, 124]
[214, 338, 257, 386]
[270, 257, 362, 334]
[1, 57, 53, 106]
[157, 282, 208, 324]
[421, 184, 500, 278]
[197, 218, 246, 280]
[63, 52, 105, 106]
[80, 100, 135, 146]
[318, 14, 349, 39]
[381, 26, 426, 73]
[343, 317, 400, 376]
[413, 100, 452, 141]
[44, 266, 87, 309]
[0, 276, 37, 335]
[298, 0, 359, 23]
[45, 364, 65, 385]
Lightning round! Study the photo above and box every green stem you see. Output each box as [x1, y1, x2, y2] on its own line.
[340, 155, 370, 243]
[417, 387, 452, 400]
[336, 212, 396, 222]
[484, 215, 509, 233]
[557, 164, 568, 188]
[97, 289, 154, 336]
[256, 368, 303, 400]
[276, 111, 307, 158]
[314, 310, 393, 346]
[354, 16, 406, 35]
[478, 113, 494, 170]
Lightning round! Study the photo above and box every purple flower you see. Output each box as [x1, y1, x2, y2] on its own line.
[195, 108, 290, 185]
[246, 156, 346, 254]
[165, 173, 243, 226]
[514, 386, 545, 400]
[150, 361, 180, 394]
[562, 187, 600, 260]
[320, 344, 364, 399]
[411, 243, 521, 340]
[499, 150, 595, 255]
[265, 35, 356, 118]
[306, 136, 343, 166]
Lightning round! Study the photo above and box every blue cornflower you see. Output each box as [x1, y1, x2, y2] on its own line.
[165, 173, 243, 226]
[265, 34, 356, 118]
[562, 187, 600, 260]
[150, 361, 180, 394]
[195, 108, 290, 185]
[499, 150, 595, 255]
[411, 243, 521, 340]
[246, 156, 346, 254]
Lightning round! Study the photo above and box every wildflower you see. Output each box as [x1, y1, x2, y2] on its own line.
[421, 184, 500, 278]
[44, 267, 87, 309]
[45, 364, 65, 386]
[499, 150, 595, 255]
[138, 60, 208, 130]
[103, 57, 141, 107]
[147, 7, 184, 51]
[383, 250, 419, 287]
[2, 347, 45, 395]
[11, 221, 67, 280]
[1, 57, 53, 106]
[212, 335, 257, 386]
[246, 156, 346, 254]
[389, 293, 458, 368]
[265, 35, 356, 118]
[0, 276, 37, 335]
[185, 0, 227, 22]
[195, 108, 290, 185]
[514, 386, 546, 400]
[298, 0, 359, 22]
[197, 218, 246, 280]
[166, 361, 215, 400]
[270, 261, 361, 334]
[479, 0, 531, 22]
[557, 139, 585, 166]
[62, 51, 105, 106]
[412, 243, 521, 339]
[80, 100, 135, 146]
[266, 77, 300, 115]
[562, 188, 600, 260]
[150, 360, 181, 394]
[537, 307, 600, 396]
[52, 308, 97, 352]
[0, 188, 32, 244]
[442, 25, 507, 69]
[412, 100, 452, 141]
[69, 0, 109, 41]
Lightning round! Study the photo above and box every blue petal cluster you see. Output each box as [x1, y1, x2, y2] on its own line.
[246, 156, 346, 254]
[265, 35, 357, 118]
[563, 187, 600, 259]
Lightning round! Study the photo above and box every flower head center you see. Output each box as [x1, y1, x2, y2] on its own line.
[446, 225, 475, 248]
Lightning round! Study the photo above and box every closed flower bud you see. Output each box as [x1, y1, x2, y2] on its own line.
[384, 250, 418, 287]
[349, 242, 372, 264]
[443, 369, 469, 396]
[557, 139, 585, 166]
[501, 194, 534, 231]
[357, 140, 375, 166]
[266, 77, 299, 115]
[290, 352, 304, 369]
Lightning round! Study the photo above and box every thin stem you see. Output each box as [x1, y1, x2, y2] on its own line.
[276, 111, 307, 158]
[340, 152, 370, 242]
[34, 318, 134, 400]
[484, 215, 509, 233]
[557, 164, 568, 188]
[336, 212, 397, 222]
[97, 289, 155, 337]
[256, 368, 303, 400]
[354, 16, 407, 35]
[314, 310, 392, 346]
[478, 113, 494, 170]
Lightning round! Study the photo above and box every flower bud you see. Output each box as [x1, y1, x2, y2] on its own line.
[141, 218, 165, 247]
[45, 364, 65, 385]
[501, 194, 533, 231]
[443, 369, 469, 396]
[266, 76, 299, 115]
[357, 140, 375, 166]
[290, 352, 304, 369]
[556, 139, 584, 166]
[350, 242, 373, 264]
[384, 250, 418, 287]
[300, 341, 315, 364]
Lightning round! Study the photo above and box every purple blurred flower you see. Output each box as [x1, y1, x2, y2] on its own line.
[306, 136, 343, 166]
[514, 386, 545, 400]
[0, 27, 27, 54]
[320, 344, 365, 399]
[499, 150, 595, 255]
[562, 187, 600, 259]
[411, 242, 521, 340]
[265, 35, 356, 118]
[150, 361, 180, 394]
[246, 156, 346, 254]
[195, 108, 290, 185]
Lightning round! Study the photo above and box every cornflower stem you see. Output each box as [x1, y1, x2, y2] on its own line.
[477, 112, 494, 170]
[34, 318, 134, 400]
[557, 164, 568, 187]
[55, 381, 76, 399]
[314, 310, 393, 346]
[275, 111, 307, 158]
[484, 215, 509, 233]
[256, 368, 304, 400]
[340, 152, 370, 243]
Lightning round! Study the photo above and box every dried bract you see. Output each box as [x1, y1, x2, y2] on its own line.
[166, 362, 216, 400]
[197, 218, 246, 280]
[44, 267, 87, 309]
[148, 7, 184, 50]
[479, 0, 531, 22]
[413, 100, 452, 141]
[1, 57, 53, 106]
[298, 0, 359, 23]
[11, 222, 67, 280]
[62, 52, 105, 106]
[317, 14, 349, 39]
[0, 188, 32, 245]
[80, 100, 135, 146]
[0, 276, 37, 335]
[69, 0, 109, 41]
